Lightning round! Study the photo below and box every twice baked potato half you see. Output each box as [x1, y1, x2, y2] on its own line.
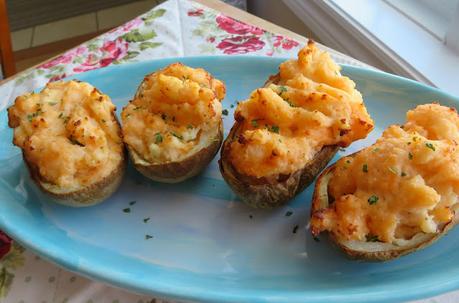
[310, 103, 459, 261]
[121, 63, 225, 183]
[8, 80, 125, 207]
[220, 41, 374, 208]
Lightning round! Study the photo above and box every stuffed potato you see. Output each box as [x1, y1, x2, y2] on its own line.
[8, 80, 125, 207]
[310, 103, 459, 261]
[121, 63, 226, 183]
[220, 41, 374, 208]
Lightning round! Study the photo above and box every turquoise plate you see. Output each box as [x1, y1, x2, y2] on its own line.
[1, 56, 458, 303]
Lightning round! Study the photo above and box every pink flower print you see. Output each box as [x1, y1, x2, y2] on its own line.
[188, 8, 204, 16]
[39, 46, 87, 69]
[0, 231, 12, 260]
[216, 15, 264, 35]
[217, 36, 265, 54]
[73, 38, 128, 73]
[273, 35, 300, 50]
[281, 38, 299, 50]
[49, 73, 67, 82]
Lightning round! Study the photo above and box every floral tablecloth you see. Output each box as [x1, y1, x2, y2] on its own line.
[0, 0, 455, 302]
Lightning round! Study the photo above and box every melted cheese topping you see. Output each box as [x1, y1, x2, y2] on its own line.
[228, 41, 373, 177]
[8, 80, 123, 190]
[121, 63, 225, 164]
[312, 104, 459, 244]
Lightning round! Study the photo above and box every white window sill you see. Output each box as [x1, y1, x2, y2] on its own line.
[282, 0, 459, 97]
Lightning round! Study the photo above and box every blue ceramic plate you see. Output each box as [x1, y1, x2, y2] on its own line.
[1, 56, 459, 303]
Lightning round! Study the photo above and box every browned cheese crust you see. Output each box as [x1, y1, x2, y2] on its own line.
[311, 164, 458, 261]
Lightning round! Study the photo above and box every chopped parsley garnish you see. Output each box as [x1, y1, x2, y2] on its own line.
[408, 152, 413, 160]
[388, 167, 398, 175]
[269, 125, 280, 133]
[401, 171, 407, 177]
[372, 147, 380, 153]
[222, 109, 229, 116]
[187, 124, 193, 129]
[134, 106, 141, 111]
[145, 234, 153, 240]
[285, 211, 293, 217]
[122, 208, 131, 213]
[161, 113, 167, 120]
[154, 132, 163, 144]
[362, 163, 368, 173]
[345, 159, 351, 164]
[143, 217, 150, 223]
[425, 142, 436, 151]
[279, 86, 288, 93]
[230, 104, 234, 108]
[58, 112, 63, 118]
[251, 119, 259, 127]
[129, 201, 136, 206]
[368, 195, 379, 205]
[285, 99, 296, 107]
[292, 225, 299, 234]
[69, 136, 84, 147]
[27, 108, 44, 122]
[366, 234, 379, 242]
[101, 119, 106, 123]
[48, 102, 58, 106]
[171, 132, 183, 140]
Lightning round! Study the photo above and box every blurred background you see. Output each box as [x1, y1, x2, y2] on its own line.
[1, 0, 458, 95]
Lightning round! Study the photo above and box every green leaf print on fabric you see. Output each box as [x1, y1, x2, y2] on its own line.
[123, 51, 141, 60]
[2, 242, 25, 270]
[0, 242, 25, 298]
[142, 8, 166, 25]
[139, 41, 162, 50]
[0, 268, 14, 298]
[87, 43, 99, 52]
[122, 29, 157, 42]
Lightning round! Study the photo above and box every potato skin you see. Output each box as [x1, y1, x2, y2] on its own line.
[128, 122, 223, 183]
[219, 122, 338, 208]
[26, 152, 126, 207]
[311, 164, 458, 261]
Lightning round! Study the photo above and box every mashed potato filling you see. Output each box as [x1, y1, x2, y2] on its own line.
[121, 63, 225, 164]
[229, 41, 374, 177]
[312, 104, 459, 244]
[8, 80, 123, 189]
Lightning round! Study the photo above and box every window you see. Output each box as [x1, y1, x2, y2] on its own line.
[385, 0, 459, 50]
